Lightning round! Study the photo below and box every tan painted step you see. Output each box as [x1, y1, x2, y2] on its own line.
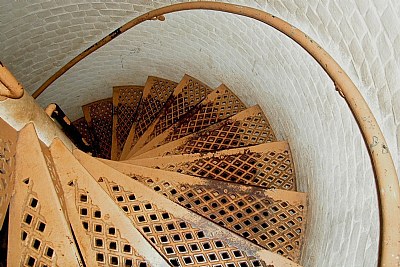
[50, 139, 166, 266]
[72, 116, 95, 148]
[74, 149, 302, 267]
[126, 74, 213, 158]
[102, 159, 307, 262]
[120, 76, 177, 160]
[132, 105, 277, 160]
[82, 98, 113, 159]
[125, 142, 296, 191]
[0, 118, 17, 229]
[9, 124, 83, 266]
[111, 85, 143, 160]
[133, 84, 247, 157]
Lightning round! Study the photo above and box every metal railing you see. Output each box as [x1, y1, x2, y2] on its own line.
[2, 2, 399, 266]
[0, 62, 24, 99]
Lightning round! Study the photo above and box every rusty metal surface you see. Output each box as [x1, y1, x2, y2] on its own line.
[132, 105, 277, 160]
[82, 98, 113, 159]
[120, 77, 177, 160]
[111, 85, 143, 160]
[126, 75, 213, 158]
[9, 124, 82, 266]
[136, 84, 247, 156]
[128, 142, 296, 191]
[0, 118, 17, 229]
[75, 149, 300, 267]
[50, 139, 166, 266]
[102, 159, 307, 262]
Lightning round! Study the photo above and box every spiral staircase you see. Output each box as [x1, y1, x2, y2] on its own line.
[0, 74, 309, 266]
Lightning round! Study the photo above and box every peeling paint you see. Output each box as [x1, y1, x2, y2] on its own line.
[109, 27, 121, 39]
[370, 136, 379, 148]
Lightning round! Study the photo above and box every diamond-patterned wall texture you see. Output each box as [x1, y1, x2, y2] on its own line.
[1, 0, 400, 266]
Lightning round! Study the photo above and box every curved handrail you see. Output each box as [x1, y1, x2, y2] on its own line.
[0, 62, 24, 99]
[31, 2, 399, 266]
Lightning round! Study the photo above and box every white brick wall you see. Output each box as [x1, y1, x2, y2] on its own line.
[1, 0, 399, 266]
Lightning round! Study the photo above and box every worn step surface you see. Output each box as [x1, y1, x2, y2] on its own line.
[103, 159, 307, 262]
[50, 139, 166, 266]
[9, 124, 83, 266]
[111, 85, 143, 160]
[125, 142, 296, 191]
[126, 74, 213, 158]
[0, 118, 17, 229]
[121, 76, 177, 160]
[132, 105, 277, 159]
[82, 98, 113, 159]
[134, 84, 247, 156]
[74, 149, 301, 267]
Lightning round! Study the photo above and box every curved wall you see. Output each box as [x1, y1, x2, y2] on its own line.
[1, 1, 399, 266]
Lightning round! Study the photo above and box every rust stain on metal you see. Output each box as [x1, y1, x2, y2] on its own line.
[73, 149, 294, 266]
[98, 158, 307, 262]
[382, 144, 389, 154]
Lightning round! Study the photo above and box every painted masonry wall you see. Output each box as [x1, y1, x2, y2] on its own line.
[1, 0, 399, 266]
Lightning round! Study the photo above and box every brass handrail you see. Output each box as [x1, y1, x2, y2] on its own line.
[29, 2, 400, 265]
[0, 62, 24, 99]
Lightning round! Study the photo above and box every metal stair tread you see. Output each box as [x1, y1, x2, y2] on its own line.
[125, 74, 213, 158]
[74, 148, 302, 267]
[101, 157, 307, 262]
[9, 124, 83, 266]
[124, 141, 296, 191]
[120, 76, 178, 160]
[111, 85, 143, 160]
[130, 105, 277, 160]
[133, 83, 248, 157]
[50, 138, 166, 266]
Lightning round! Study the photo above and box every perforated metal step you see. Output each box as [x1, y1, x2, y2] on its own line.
[0, 118, 17, 229]
[8, 124, 83, 266]
[82, 98, 113, 159]
[126, 142, 296, 191]
[126, 74, 213, 158]
[50, 139, 165, 266]
[135, 84, 247, 156]
[74, 149, 301, 267]
[111, 85, 143, 160]
[120, 76, 177, 159]
[132, 105, 277, 159]
[103, 159, 306, 262]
